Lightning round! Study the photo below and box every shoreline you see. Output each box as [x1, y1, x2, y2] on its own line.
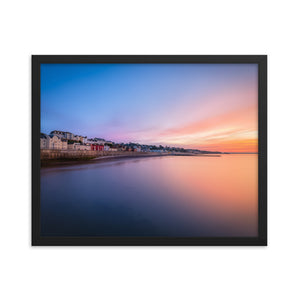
[41, 153, 222, 168]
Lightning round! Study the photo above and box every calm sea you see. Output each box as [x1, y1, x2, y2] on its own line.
[41, 155, 258, 237]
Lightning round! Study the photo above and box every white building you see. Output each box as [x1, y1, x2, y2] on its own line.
[74, 144, 91, 151]
[40, 134, 48, 149]
[61, 139, 68, 150]
[67, 143, 91, 151]
[73, 135, 85, 143]
[88, 138, 105, 145]
[40, 134, 67, 150]
[50, 130, 65, 139]
[50, 130, 75, 140]
[65, 132, 74, 140]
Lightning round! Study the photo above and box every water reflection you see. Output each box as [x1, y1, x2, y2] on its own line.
[41, 155, 258, 237]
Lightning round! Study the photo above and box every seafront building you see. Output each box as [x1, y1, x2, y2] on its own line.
[91, 144, 104, 151]
[50, 130, 88, 143]
[41, 130, 206, 154]
[41, 131, 109, 151]
[40, 133, 68, 150]
[67, 143, 92, 151]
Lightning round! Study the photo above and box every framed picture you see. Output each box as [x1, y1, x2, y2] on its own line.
[32, 55, 267, 246]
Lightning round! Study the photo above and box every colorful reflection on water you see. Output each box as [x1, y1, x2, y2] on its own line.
[41, 155, 258, 237]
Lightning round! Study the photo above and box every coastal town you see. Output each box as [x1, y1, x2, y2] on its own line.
[41, 130, 221, 155]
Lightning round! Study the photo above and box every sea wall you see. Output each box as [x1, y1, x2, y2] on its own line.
[40, 149, 164, 160]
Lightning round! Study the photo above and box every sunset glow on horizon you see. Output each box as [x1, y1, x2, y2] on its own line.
[41, 63, 258, 153]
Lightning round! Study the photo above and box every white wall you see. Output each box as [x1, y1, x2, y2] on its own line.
[1, 1, 299, 300]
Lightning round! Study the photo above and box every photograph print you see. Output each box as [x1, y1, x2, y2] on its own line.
[32, 55, 267, 246]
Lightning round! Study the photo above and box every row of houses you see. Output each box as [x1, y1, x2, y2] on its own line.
[40, 134, 68, 150]
[40, 132, 112, 151]
[41, 130, 151, 153]
[50, 130, 88, 143]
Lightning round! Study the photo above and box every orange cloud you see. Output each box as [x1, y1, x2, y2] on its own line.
[155, 105, 258, 152]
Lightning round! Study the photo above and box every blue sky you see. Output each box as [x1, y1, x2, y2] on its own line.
[40, 63, 258, 151]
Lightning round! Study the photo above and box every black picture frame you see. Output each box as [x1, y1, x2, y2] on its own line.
[32, 55, 267, 246]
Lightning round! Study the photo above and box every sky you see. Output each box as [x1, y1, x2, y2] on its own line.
[41, 63, 258, 153]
